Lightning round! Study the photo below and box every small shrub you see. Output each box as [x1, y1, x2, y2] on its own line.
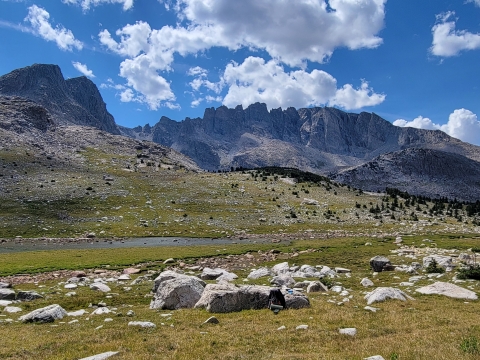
[460, 336, 480, 354]
[320, 277, 333, 288]
[425, 259, 445, 274]
[457, 266, 480, 280]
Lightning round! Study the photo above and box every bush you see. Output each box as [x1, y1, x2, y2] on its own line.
[460, 336, 480, 354]
[320, 277, 333, 288]
[457, 266, 480, 280]
[425, 259, 445, 274]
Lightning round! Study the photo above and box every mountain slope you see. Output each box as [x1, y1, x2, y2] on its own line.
[0, 64, 119, 134]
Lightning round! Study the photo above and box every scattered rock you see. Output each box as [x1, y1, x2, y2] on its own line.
[126, 310, 135, 317]
[78, 351, 119, 360]
[416, 281, 478, 300]
[3, 306, 22, 313]
[90, 283, 111, 293]
[0, 300, 13, 307]
[128, 321, 156, 328]
[270, 275, 295, 287]
[203, 316, 219, 324]
[72, 271, 87, 278]
[335, 267, 351, 273]
[423, 255, 453, 270]
[296, 325, 308, 330]
[339, 328, 357, 336]
[307, 281, 328, 293]
[364, 287, 414, 305]
[200, 268, 225, 280]
[19, 304, 67, 323]
[247, 267, 271, 279]
[117, 274, 131, 281]
[150, 273, 205, 310]
[0, 289, 15, 300]
[364, 356, 385, 360]
[163, 258, 175, 264]
[16, 290, 43, 301]
[271, 262, 290, 275]
[92, 307, 111, 315]
[360, 278, 374, 287]
[0, 282, 11, 289]
[65, 284, 78, 289]
[277, 325, 286, 330]
[364, 306, 380, 312]
[122, 268, 141, 275]
[68, 309, 87, 317]
[369, 256, 393, 272]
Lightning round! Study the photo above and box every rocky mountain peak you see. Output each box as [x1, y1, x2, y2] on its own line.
[0, 64, 119, 134]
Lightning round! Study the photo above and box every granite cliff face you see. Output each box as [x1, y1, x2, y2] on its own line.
[127, 102, 480, 171]
[331, 148, 480, 201]
[0, 64, 119, 134]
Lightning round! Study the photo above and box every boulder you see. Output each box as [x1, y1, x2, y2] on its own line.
[416, 281, 478, 300]
[216, 271, 238, 282]
[369, 256, 393, 272]
[16, 290, 43, 301]
[195, 283, 309, 313]
[152, 270, 204, 293]
[335, 267, 351, 274]
[200, 268, 225, 280]
[72, 271, 87, 278]
[0, 300, 13, 307]
[19, 304, 67, 323]
[247, 267, 271, 280]
[128, 321, 156, 328]
[270, 275, 295, 287]
[123, 268, 141, 275]
[3, 306, 22, 313]
[272, 262, 290, 275]
[423, 255, 453, 269]
[150, 274, 205, 310]
[364, 287, 414, 305]
[360, 278, 374, 287]
[90, 283, 111, 293]
[364, 356, 385, 360]
[307, 281, 328, 293]
[0, 289, 15, 300]
[0, 282, 11, 288]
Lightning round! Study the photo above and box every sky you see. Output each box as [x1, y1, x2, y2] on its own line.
[0, 0, 479, 145]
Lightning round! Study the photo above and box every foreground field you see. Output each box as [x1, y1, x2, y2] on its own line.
[2, 235, 480, 359]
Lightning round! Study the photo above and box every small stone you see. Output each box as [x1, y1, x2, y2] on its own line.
[92, 307, 111, 315]
[104, 318, 113, 322]
[163, 258, 175, 264]
[335, 267, 351, 274]
[78, 351, 119, 360]
[203, 316, 219, 324]
[277, 325, 286, 330]
[65, 284, 78, 289]
[128, 321, 156, 328]
[123, 268, 141, 275]
[296, 325, 308, 330]
[72, 271, 87, 278]
[117, 274, 131, 281]
[3, 306, 22, 313]
[90, 283, 111, 293]
[339, 328, 357, 336]
[68, 310, 87, 317]
[0, 300, 13, 307]
[0, 289, 15, 300]
[126, 310, 135, 317]
[364, 356, 385, 360]
[360, 278, 374, 287]
[68, 320, 79, 324]
[364, 306, 380, 313]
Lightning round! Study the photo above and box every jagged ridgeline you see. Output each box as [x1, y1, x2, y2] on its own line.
[2, 63, 480, 201]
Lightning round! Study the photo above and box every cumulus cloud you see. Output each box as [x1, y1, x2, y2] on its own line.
[72, 61, 95, 78]
[215, 57, 384, 110]
[394, 109, 480, 145]
[430, 12, 480, 57]
[119, 55, 176, 110]
[62, 0, 134, 11]
[99, 1, 386, 110]
[466, 0, 480, 7]
[24, 5, 83, 51]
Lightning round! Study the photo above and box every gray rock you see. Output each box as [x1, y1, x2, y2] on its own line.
[216, 271, 238, 282]
[270, 275, 295, 287]
[67, 309, 87, 317]
[416, 281, 478, 300]
[19, 304, 67, 323]
[272, 262, 290, 275]
[285, 292, 310, 309]
[3, 306, 22, 313]
[152, 270, 203, 293]
[163, 258, 175, 264]
[296, 325, 308, 330]
[360, 278, 374, 287]
[247, 267, 272, 279]
[128, 321, 156, 328]
[17, 291, 43, 301]
[203, 316, 219, 324]
[90, 283, 111, 293]
[370, 256, 393, 272]
[0, 282, 11, 289]
[200, 268, 225, 280]
[365, 287, 414, 305]
[364, 306, 380, 312]
[117, 274, 131, 281]
[423, 255, 453, 269]
[364, 356, 385, 360]
[126, 310, 135, 317]
[0, 289, 15, 300]
[78, 351, 119, 360]
[150, 274, 205, 310]
[306, 281, 328, 293]
[0, 300, 13, 307]
[335, 267, 351, 273]
[339, 328, 357, 336]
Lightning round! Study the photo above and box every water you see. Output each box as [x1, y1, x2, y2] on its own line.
[0, 236, 284, 253]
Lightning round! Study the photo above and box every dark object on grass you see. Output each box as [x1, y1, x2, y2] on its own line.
[268, 288, 286, 314]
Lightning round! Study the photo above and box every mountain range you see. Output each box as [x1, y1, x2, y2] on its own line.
[1, 63, 480, 201]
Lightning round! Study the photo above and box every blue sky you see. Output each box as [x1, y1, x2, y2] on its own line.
[0, 0, 480, 144]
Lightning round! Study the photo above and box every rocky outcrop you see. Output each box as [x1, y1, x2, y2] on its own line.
[416, 282, 478, 300]
[0, 64, 119, 134]
[332, 148, 480, 202]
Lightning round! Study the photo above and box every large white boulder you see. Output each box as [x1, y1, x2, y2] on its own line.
[364, 287, 414, 305]
[416, 281, 478, 300]
[19, 304, 67, 323]
[150, 273, 206, 310]
[247, 267, 272, 280]
[423, 255, 453, 269]
[272, 262, 290, 275]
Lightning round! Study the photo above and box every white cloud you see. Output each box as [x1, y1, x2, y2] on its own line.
[119, 55, 176, 110]
[466, 0, 480, 7]
[394, 109, 480, 145]
[430, 12, 480, 57]
[24, 5, 83, 51]
[217, 57, 384, 110]
[72, 61, 95, 78]
[120, 88, 134, 102]
[99, 1, 386, 110]
[62, 0, 134, 11]
[331, 81, 386, 110]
